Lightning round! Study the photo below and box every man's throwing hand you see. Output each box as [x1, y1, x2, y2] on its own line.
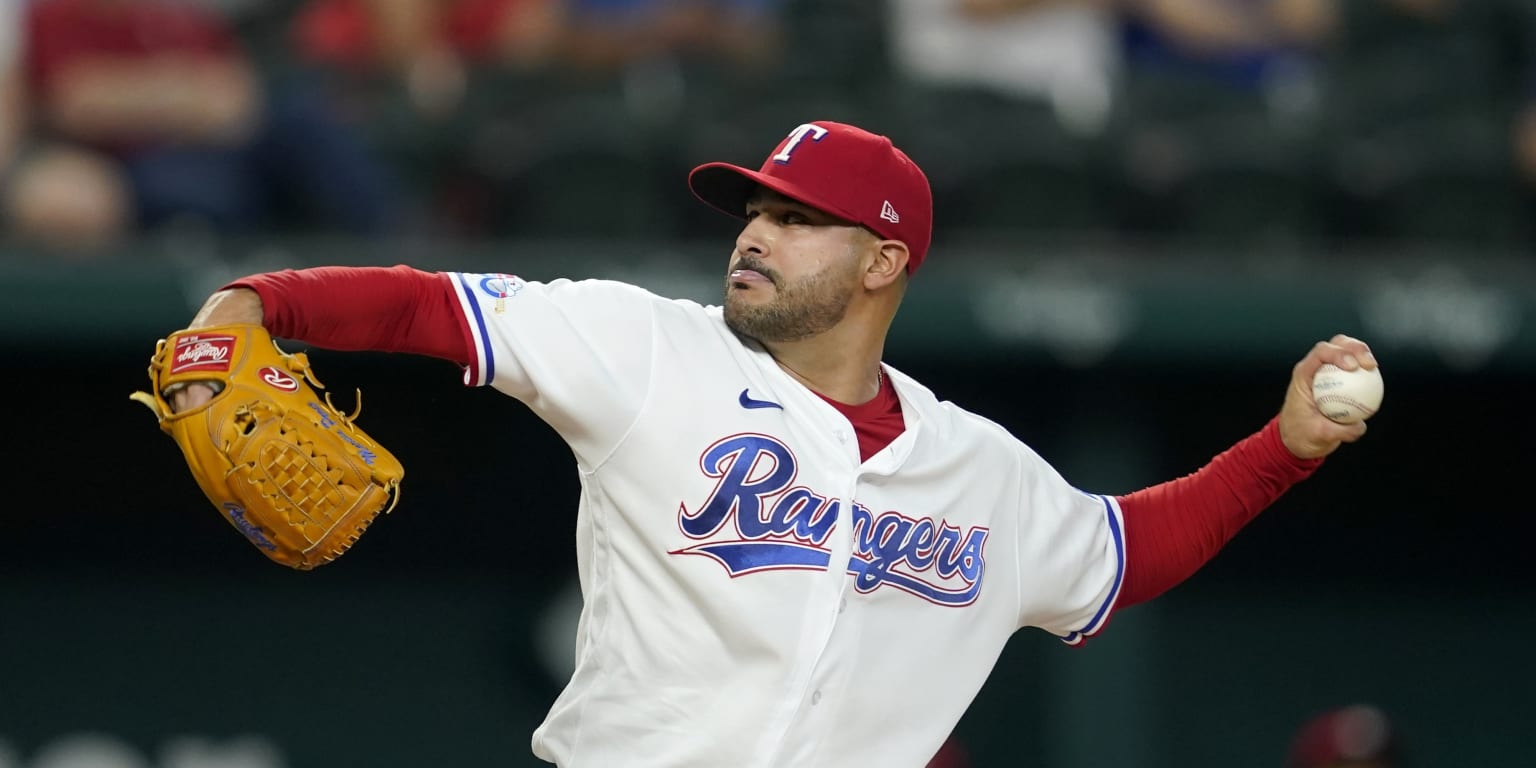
[1279, 334, 1378, 460]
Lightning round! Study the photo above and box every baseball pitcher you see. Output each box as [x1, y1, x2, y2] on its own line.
[138, 120, 1376, 767]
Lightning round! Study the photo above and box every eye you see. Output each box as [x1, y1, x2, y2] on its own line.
[744, 209, 760, 221]
[782, 211, 809, 225]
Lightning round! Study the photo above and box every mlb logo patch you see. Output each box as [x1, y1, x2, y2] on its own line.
[478, 274, 525, 300]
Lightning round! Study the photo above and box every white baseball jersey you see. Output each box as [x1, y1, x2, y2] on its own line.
[448, 273, 1126, 768]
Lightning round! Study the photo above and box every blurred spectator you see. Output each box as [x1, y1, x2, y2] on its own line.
[294, 0, 564, 118]
[1117, 0, 1337, 113]
[292, 0, 787, 239]
[886, 0, 1119, 136]
[1123, 0, 1336, 60]
[1, 0, 132, 251]
[1285, 704, 1401, 768]
[881, 0, 1122, 237]
[0, 1, 22, 171]
[17, 0, 402, 245]
[1106, 0, 1341, 240]
[295, 0, 783, 95]
[558, 0, 786, 74]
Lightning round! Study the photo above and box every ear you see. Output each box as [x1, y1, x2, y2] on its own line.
[864, 239, 909, 290]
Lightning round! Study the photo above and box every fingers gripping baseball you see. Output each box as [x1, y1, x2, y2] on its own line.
[1279, 334, 1380, 460]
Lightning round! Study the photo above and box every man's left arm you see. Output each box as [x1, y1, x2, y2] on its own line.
[1114, 334, 1376, 608]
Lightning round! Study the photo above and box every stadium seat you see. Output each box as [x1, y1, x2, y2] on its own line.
[775, 0, 893, 99]
[1317, 2, 1530, 248]
[1171, 115, 1326, 245]
[1330, 116, 1527, 248]
[465, 86, 677, 239]
[1106, 66, 1327, 244]
[882, 86, 1115, 237]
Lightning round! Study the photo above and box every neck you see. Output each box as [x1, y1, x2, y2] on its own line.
[762, 325, 886, 405]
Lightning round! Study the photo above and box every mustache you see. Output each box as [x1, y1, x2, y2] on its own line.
[729, 257, 780, 286]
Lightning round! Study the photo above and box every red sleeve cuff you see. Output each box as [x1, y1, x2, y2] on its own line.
[1259, 417, 1326, 480]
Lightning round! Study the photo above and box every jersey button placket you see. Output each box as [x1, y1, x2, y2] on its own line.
[763, 468, 856, 766]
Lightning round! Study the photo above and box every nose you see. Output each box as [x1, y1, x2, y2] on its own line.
[734, 214, 772, 259]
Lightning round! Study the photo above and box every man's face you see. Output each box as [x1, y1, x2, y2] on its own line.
[722, 189, 870, 343]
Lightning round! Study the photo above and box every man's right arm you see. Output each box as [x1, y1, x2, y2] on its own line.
[224, 266, 470, 359]
[171, 266, 470, 411]
[188, 287, 264, 329]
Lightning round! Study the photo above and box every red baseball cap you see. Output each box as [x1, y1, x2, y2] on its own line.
[688, 121, 934, 274]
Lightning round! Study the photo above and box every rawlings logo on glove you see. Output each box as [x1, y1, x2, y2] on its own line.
[131, 324, 404, 569]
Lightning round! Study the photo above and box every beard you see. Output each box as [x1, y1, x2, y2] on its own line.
[723, 256, 859, 343]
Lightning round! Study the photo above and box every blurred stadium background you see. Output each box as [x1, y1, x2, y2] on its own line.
[2, 0, 1534, 766]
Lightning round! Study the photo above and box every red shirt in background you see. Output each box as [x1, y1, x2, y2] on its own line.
[24, 0, 238, 97]
[293, 0, 537, 68]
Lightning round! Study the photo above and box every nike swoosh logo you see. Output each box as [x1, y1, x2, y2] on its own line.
[738, 389, 783, 410]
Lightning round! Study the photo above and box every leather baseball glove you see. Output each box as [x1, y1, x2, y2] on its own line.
[130, 324, 404, 569]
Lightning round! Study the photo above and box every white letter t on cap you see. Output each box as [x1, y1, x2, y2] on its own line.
[772, 123, 830, 164]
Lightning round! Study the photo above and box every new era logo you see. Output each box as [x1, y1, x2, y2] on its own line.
[880, 200, 900, 224]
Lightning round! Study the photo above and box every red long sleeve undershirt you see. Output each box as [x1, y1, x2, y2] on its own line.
[227, 265, 1323, 613]
[229, 265, 471, 363]
[1112, 419, 1321, 607]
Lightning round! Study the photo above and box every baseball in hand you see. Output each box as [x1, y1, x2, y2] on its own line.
[1311, 364, 1384, 424]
